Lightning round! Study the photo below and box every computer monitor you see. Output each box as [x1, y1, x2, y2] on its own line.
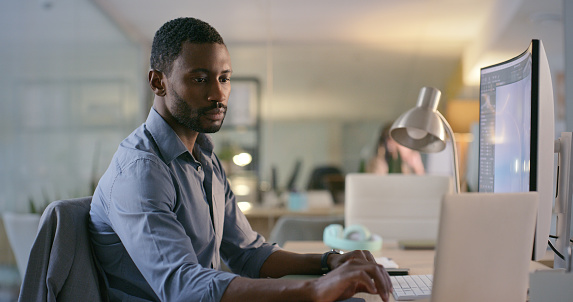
[478, 39, 555, 261]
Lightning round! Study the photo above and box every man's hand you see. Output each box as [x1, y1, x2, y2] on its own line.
[224, 249, 391, 302]
[311, 257, 392, 302]
[327, 249, 378, 271]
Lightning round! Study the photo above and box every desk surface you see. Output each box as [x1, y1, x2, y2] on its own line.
[283, 240, 552, 302]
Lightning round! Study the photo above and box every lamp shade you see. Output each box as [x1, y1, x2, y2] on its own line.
[389, 86, 460, 193]
[390, 87, 447, 153]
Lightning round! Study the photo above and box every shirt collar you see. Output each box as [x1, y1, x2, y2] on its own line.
[145, 108, 215, 164]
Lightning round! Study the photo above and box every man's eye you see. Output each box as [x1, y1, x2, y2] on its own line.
[195, 78, 207, 83]
[220, 77, 230, 83]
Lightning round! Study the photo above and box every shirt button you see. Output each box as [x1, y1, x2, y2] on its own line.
[197, 166, 202, 172]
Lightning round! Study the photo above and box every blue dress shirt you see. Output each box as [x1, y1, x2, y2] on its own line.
[89, 108, 279, 302]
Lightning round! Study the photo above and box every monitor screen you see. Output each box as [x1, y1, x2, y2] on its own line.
[478, 39, 555, 261]
[478, 46, 533, 193]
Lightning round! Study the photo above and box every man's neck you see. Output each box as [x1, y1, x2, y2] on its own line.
[152, 104, 199, 154]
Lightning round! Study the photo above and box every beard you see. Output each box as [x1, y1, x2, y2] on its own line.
[169, 88, 227, 133]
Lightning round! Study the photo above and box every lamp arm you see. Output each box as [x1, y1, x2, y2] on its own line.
[436, 111, 461, 193]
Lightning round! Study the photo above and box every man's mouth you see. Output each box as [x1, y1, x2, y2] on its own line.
[203, 107, 226, 120]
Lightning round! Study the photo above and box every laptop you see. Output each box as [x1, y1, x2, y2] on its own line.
[345, 174, 452, 246]
[429, 192, 538, 302]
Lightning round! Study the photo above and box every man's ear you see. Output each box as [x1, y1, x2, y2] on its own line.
[149, 69, 166, 96]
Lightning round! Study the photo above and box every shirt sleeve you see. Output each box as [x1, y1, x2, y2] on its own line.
[107, 156, 237, 302]
[215, 157, 282, 278]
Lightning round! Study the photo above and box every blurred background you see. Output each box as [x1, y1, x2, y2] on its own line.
[0, 0, 569, 299]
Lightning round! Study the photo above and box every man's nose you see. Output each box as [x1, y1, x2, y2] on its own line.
[208, 82, 227, 103]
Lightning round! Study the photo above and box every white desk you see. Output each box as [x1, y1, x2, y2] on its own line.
[283, 240, 552, 302]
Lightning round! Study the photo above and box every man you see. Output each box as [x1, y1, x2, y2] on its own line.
[89, 17, 391, 302]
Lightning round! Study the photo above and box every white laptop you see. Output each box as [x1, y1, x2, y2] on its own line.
[429, 192, 538, 302]
[345, 174, 452, 245]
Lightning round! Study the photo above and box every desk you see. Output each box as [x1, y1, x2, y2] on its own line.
[283, 241, 552, 302]
[243, 205, 344, 239]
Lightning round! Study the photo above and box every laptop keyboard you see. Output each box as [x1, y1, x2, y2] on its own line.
[391, 274, 432, 300]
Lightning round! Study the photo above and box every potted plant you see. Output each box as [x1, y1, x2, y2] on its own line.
[1, 192, 51, 278]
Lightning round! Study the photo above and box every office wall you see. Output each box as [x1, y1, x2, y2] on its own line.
[0, 0, 144, 212]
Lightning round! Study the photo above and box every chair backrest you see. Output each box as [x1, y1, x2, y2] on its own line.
[269, 215, 345, 247]
[19, 196, 108, 302]
[307, 166, 344, 190]
[307, 166, 346, 204]
[345, 174, 452, 241]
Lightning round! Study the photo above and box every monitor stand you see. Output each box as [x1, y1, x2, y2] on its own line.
[554, 131, 573, 269]
[529, 132, 573, 302]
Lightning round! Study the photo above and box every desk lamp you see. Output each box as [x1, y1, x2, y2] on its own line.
[389, 86, 460, 193]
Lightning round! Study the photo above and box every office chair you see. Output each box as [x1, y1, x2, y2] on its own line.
[269, 215, 345, 247]
[19, 196, 108, 302]
[306, 165, 345, 204]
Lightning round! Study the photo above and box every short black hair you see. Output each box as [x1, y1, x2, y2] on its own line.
[150, 17, 225, 75]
